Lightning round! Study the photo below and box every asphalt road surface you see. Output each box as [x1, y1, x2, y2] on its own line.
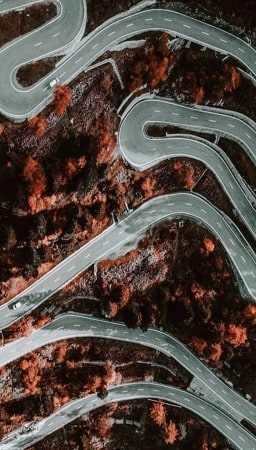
[1, 192, 255, 330]
[0, 0, 87, 120]
[1, 381, 255, 450]
[118, 95, 256, 239]
[0, 312, 255, 427]
[1, 4, 256, 119]
[120, 93, 256, 166]
[0, 3, 255, 448]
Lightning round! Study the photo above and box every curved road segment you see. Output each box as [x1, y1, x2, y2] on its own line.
[118, 95, 256, 239]
[1, 5, 256, 119]
[0, 312, 255, 428]
[0, 3, 255, 448]
[0, 0, 87, 120]
[1, 381, 255, 450]
[1, 192, 256, 330]
[120, 94, 256, 166]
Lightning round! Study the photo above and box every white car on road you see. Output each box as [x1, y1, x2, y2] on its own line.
[12, 301, 21, 310]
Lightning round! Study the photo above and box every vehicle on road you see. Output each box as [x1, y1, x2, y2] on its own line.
[49, 77, 59, 88]
[12, 301, 21, 310]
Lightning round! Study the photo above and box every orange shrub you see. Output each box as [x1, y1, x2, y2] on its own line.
[53, 85, 71, 115]
[150, 400, 166, 426]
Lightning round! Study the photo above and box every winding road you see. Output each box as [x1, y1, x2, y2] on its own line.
[1, 2, 256, 119]
[0, 312, 255, 427]
[1, 382, 255, 450]
[0, 1, 256, 448]
[1, 192, 256, 331]
[0, 0, 87, 120]
[120, 93, 256, 167]
[118, 95, 256, 239]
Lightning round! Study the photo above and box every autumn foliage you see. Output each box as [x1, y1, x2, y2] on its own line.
[19, 355, 41, 394]
[141, 176, 157, 199]
[194, 86, 205, 104]
[55, 341, 68, 364]
[23, 156, 47, 196]
[103, 360, 121, 385]
[28, 115, 48, 137]
[192, 321, 247, 360]
[172, 160, 195, 189]
[210, 343, 223, 361]
[224, 66, 241, 92]
[191, 336, 207, 354]
[150, 400, 166, 426]
[53, 85, 72, 115]
[203, 237, 215, 253]
[165, 420, 179, 444]
[129, 33, 174, 91]
[225, 324, 247, 347]
[97, 415, 114, 437]
[244, 304, 256, 325]
[87, 375, 102, 393]
[56, 156, 87, 186]
[95, 117, 117, 166]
